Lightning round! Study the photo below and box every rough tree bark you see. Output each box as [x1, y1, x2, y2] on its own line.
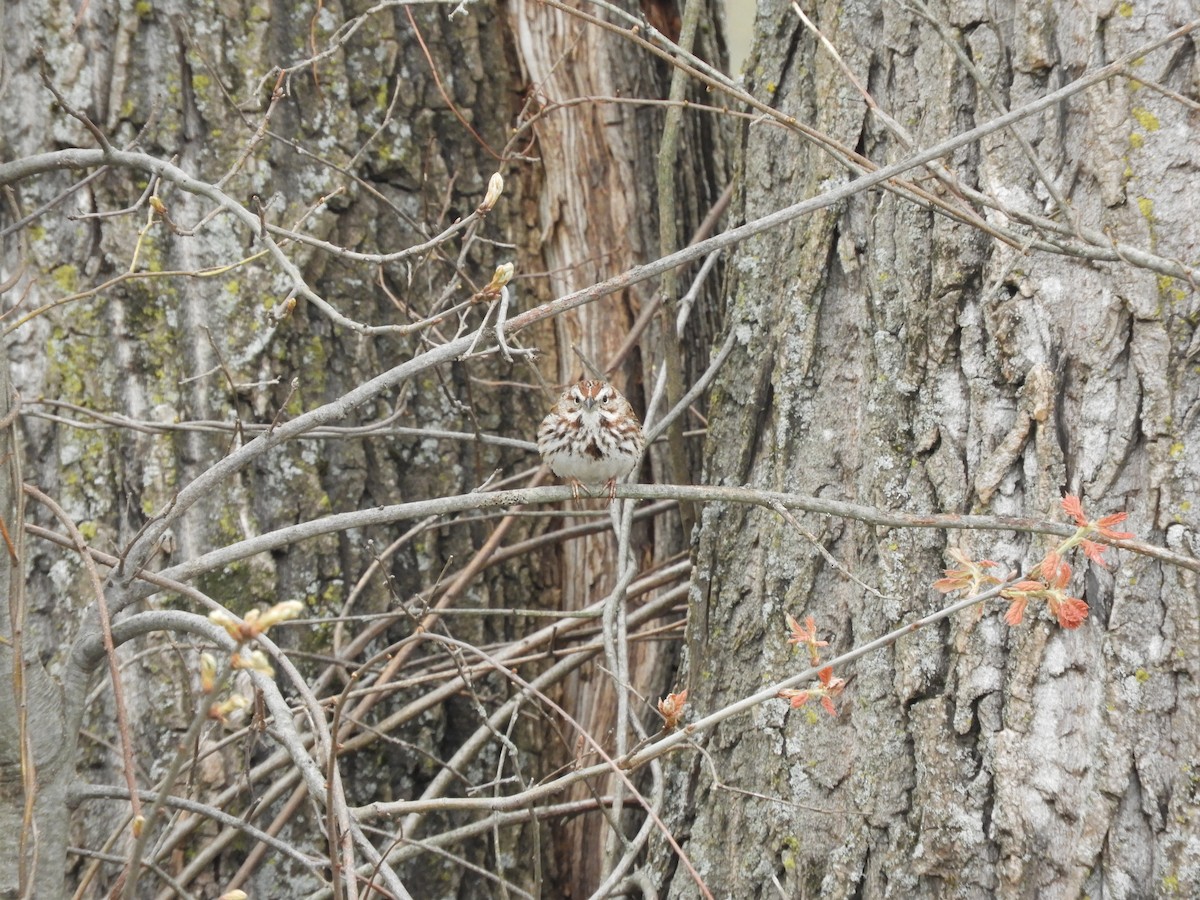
[655, 1, 1199, 898]
[511, 2, 726, 888]
[0, 1, 724, 897]
[14, 0, 1195, 897]
[1, 325, 77, 896]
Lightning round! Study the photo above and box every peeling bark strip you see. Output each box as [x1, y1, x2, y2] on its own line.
[510, 0, 725, 886]
[654, 2, 1200, 898]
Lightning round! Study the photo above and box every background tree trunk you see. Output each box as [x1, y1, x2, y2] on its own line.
[0, 328, 76, 898]
[7, 0, 1195, 897]
[0, 1, 724, 896]
[656, 1, 1199, 898]
[512, 3, 726, 888]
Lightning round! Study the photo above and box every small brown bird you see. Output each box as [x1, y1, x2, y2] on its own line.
[537, 379, 644, 499]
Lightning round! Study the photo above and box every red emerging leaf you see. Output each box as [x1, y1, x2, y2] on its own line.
[786, 613, 828, 664]
[786, 614, 821, 646]
[1004, 596, 1028, 626]
[816, 667, 845, 715]
[1095, 512, 1134, 541]
[657, 690, 688, 730]
[934, 549, 1001, 596]
[1062, 495, 1088, 526]
[1005, 580, 1046, 594]
[1062, 495, 1135, 567]
[780, 667, 845, 717]
[1040, 551, 1071, 588]
[1081, 539, 1109, 566]
[778, 688, 810, 709]
[1052, 596, 1089, 629]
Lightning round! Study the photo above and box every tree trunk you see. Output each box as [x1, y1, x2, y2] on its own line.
[0, 327, 75, 899]
[13, 0, 1193, 897]
[511, 2, 726, 889]
[0, 1, 724, 897]
[657, 1, 1200, 898]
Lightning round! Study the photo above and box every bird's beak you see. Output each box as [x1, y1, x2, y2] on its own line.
[582, 398, 596, 410]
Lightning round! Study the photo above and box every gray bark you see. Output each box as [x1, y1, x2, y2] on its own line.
[0, 1, 724, 897]
[15, 0, 1190, 897]
[657, 1, 1200, 898]
[0, 327, 75, 899]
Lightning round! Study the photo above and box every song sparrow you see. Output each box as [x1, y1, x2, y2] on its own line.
[537, 379, 644, 499]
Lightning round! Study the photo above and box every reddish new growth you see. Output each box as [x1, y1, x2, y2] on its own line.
[937, 495, 1133, 630]
[786, 614, 828, 665]
[778, 667, 845, 717]
[933, 548, 1001, 597]
[1000, 555, 1089, 629]
[779, 616, 843, 717]
[657, 690, 688, 731]
[1061, 495, 1134, 564]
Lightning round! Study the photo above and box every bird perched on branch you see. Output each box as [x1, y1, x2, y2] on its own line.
[537, 379, 643, 499]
